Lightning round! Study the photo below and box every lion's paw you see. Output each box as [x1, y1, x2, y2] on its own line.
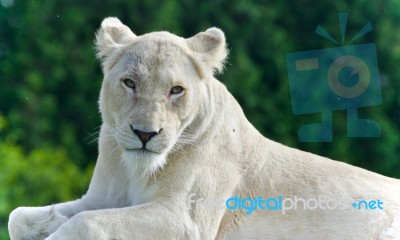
[8, 206, 69, 240]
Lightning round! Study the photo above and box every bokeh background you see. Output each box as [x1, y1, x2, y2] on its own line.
[1, 0, 399, 237]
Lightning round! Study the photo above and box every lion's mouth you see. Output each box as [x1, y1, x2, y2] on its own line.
[124, 148, 161, 154]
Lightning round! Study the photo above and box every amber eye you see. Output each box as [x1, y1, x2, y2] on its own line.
[170, 86, 184, 95]
[123, 79, 135, 89]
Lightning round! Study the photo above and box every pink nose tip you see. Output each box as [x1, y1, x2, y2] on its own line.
[130, 126, 161, 147]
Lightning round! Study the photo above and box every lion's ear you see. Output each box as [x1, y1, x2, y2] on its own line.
[95, 17, 136, 69]
[186, 27, 228, 74]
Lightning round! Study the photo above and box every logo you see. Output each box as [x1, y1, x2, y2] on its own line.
[188, 194, 384, 215]
[225, 195, 384, 215]
[286, 13, 382, 142]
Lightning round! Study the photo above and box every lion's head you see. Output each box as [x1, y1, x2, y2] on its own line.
[95, 17, 227, 175]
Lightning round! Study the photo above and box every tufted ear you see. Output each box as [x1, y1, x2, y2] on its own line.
[95, 17, 136, 69]
[186, 27, 228, 74]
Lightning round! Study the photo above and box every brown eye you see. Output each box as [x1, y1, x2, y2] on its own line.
[123, 79, 135, 89]
[170, 86, 184, 95]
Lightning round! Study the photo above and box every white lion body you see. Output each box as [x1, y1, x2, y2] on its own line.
[8, 17, 400, 239]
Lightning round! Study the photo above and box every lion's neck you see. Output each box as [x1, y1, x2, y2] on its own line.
[186, 78, 269, 161]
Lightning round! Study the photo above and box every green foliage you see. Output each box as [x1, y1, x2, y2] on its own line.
[0, 141, 92, 238]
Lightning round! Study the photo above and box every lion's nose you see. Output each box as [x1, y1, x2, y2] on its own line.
[130, 126, 161, 147]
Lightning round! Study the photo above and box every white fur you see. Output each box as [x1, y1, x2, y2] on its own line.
[8, 17, 400, 240]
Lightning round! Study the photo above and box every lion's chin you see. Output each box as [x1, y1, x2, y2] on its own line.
[121, 150, 167, 177]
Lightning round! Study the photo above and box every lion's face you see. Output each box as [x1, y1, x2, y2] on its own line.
[95, 18, 227, 174]
[101, 40, 203, 173]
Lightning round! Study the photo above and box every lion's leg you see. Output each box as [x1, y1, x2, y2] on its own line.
[45, 200, 208, 240]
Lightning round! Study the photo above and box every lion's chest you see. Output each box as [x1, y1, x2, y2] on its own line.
[126, 177, 159, 206]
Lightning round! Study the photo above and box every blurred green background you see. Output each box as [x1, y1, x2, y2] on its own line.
[1, 0, 399, 238]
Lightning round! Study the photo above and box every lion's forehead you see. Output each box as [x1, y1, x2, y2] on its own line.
[126, 40, 191, 65]
[120, 40, 199, 82]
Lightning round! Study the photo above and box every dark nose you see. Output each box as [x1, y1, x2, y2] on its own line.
[130, 126, 160, 147]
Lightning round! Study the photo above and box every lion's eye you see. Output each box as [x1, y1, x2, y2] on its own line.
[170, 86, 184, 95]
[123, 79, 135, 89]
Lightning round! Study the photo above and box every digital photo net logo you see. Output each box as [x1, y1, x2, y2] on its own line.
[286, 13, 382, 142]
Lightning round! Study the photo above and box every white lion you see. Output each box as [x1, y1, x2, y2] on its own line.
[8, 17, 400, 240]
